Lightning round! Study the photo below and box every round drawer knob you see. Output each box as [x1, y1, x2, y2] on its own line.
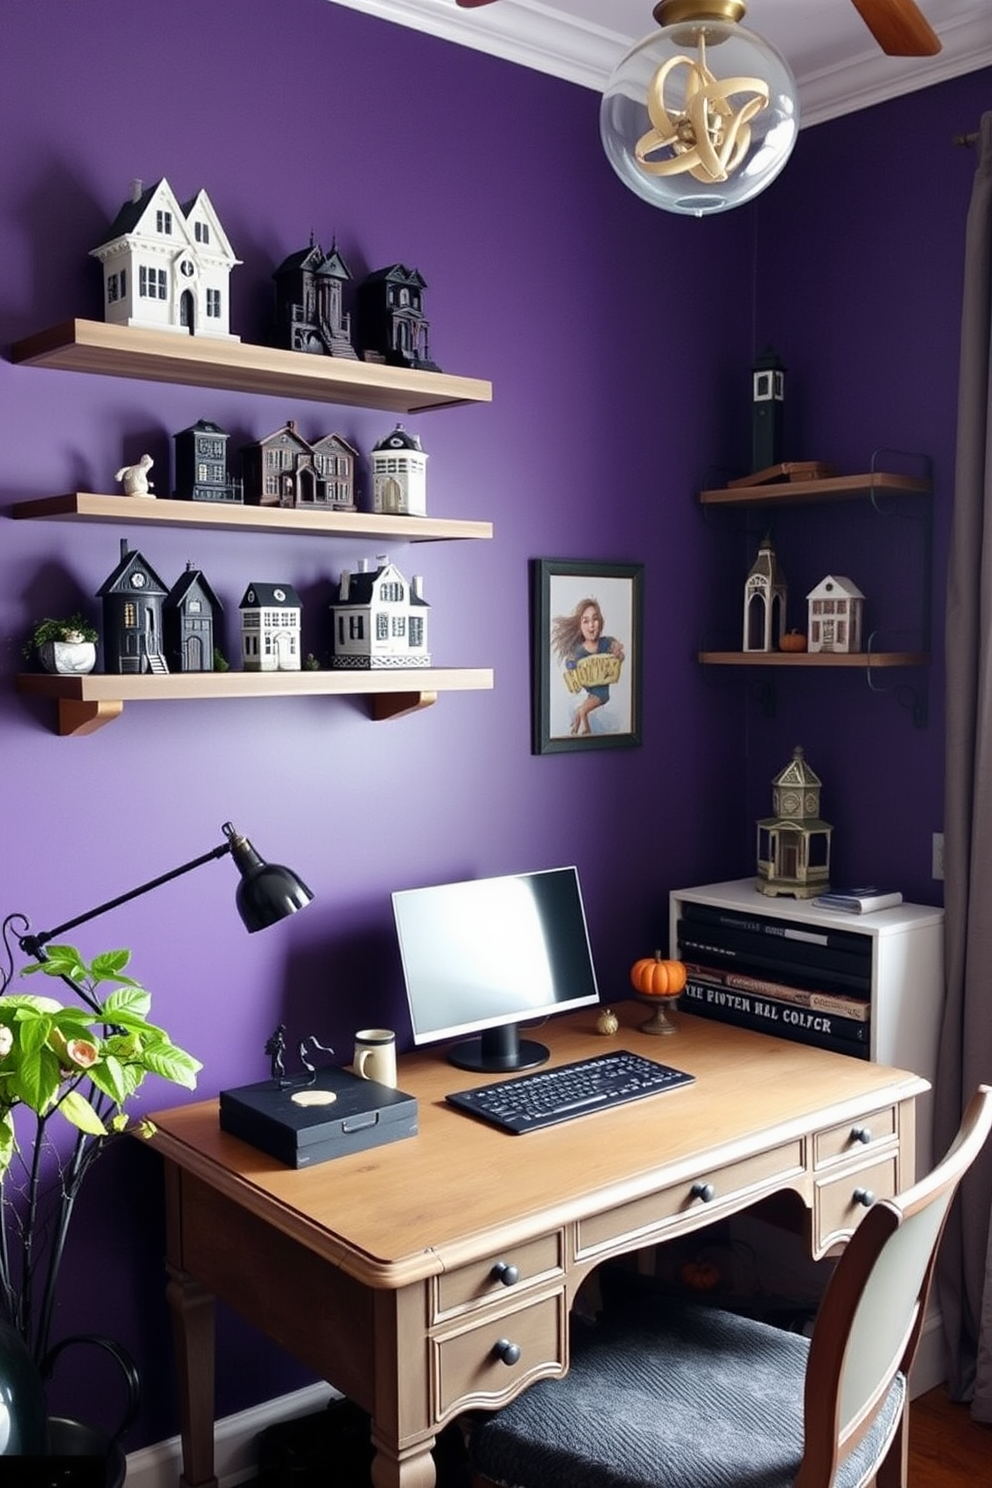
[495, 1338, 521, 1366]
[851, 1125, 873, 1145]
[492, 1262, 520, 1287]
[691, 1181, 716, 1203]
[853, 1187, 875, 1207]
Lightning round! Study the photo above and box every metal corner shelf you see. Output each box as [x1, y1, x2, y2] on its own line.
[697, 459, 933, 726]
[8, 320, 492, 413]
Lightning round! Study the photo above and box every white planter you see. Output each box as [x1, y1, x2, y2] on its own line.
[38, 641, 97, 675]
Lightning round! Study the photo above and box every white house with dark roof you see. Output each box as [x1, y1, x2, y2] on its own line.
[240, 582, 302, 672]
[332, 557, 430, 669]
[370, 424, 428, 517]
[90, 177, 240, 339]
[806, 574, 864, 654]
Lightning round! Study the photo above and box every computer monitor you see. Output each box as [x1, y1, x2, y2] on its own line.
[393, 867, 600, 1073]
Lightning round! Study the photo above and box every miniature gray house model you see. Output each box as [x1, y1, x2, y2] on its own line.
[806, 575, 865, 654]
[332, 557, 430, 669]
[370, 424, 428, 517]
[743, 532, 788, 652]
[273, 237, 358, 359]
[240, 583, 302, 672]
[173, 419, 243, 503]
[165, 563, 223, 672]
[358, 265, 439, 371]
[91, 177, 241, 339]
[756, 744, 832, 899]
[97, 539, 169, 674]
[241, 421, 358, 511]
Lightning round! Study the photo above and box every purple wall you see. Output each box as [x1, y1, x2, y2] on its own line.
[0, 0, 982, 1449]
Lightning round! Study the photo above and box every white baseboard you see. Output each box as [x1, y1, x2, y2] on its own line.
[123, 1382, 337, 1488]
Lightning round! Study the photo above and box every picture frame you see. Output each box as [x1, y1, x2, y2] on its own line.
[531, 559, 643, 754]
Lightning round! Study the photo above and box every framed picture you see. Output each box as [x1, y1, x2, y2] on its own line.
[531, 559, 643, 754]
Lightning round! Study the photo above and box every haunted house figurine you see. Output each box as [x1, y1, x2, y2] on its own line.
[97, 539, 169, 674]
[164, 562, 223, 672]
[241, 421, 358, 511]
[240, 582, 302, 672]
[272, 237, 358, 359]
[358, 265, 439, 371]
[331, 557, 430, 670]
[174, 419, 243, 504]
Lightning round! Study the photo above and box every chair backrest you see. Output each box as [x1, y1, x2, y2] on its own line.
[796, 1084, 992, 1488]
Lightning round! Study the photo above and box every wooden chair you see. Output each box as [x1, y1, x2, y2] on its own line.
[469, 1085, 992, 1488]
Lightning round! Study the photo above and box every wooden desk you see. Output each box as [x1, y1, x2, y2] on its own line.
[147, 1003, 929, 1488]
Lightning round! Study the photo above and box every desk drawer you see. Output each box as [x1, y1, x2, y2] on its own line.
[815, 1154, 898, 1252]
[432, 1292, 566, 1418]
[433, 1234, 564, 1323]
[576, 1140, 804, 1260]
[815, 1107, 897, 1168]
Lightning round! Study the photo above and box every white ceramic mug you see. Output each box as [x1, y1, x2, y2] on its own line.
[353, 1028, 398, 1088]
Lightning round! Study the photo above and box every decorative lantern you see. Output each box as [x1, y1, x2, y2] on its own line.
[756, 744, 832, 898]
[742, 532, 787, 652]
[751, 345, 785, 473]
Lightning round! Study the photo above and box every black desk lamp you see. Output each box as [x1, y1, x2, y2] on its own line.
[6, 822, 312, 1007]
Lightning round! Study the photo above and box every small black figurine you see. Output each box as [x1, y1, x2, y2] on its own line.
[266, 1024, 288, 1084]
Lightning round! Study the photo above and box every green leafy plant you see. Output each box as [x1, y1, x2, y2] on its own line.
[22, 614, 99, 660]
[0, 943, 201, 1365]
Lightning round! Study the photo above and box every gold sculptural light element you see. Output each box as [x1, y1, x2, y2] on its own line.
[636, 31, 770, 184]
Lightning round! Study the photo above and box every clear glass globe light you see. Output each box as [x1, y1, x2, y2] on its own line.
[600, 15, 799, 217]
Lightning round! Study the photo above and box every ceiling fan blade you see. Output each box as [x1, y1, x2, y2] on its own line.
[455, 1, 500, 6]
[848, 0, 941, 55]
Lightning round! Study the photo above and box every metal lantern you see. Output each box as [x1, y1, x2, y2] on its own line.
[756, 744, 832, 898]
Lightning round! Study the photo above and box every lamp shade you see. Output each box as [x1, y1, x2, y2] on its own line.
[224, 823, 314, 932]
[600, 2, 799, 216]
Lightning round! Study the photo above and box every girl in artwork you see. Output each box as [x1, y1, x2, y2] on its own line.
[551, 597, 626, 735]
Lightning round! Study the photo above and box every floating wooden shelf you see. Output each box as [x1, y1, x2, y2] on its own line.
[698, 471, 931, 507]
[7, 492, 493, 542]
[16, 668, 494, 736]
[9, 320, 492, 414]
[698, 650, 929, 668]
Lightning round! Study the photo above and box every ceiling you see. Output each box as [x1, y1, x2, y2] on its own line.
[326, 0, 991, 126]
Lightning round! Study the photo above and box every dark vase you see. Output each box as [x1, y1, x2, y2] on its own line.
[0, 1317, 48, 1454]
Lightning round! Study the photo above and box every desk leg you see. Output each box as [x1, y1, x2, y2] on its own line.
[370, 1428, 438, 1488]
[166, 1263, 219, 1488]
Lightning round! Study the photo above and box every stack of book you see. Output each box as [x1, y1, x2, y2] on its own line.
[675, 900, 871, 1059]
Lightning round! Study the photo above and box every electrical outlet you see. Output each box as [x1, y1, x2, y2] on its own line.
[932, 831, 945, 881]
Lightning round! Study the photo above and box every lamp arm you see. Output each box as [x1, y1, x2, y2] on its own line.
[18, 841, 233, 962]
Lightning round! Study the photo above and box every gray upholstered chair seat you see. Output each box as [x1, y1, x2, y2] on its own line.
[470, 1298, 906, 1488]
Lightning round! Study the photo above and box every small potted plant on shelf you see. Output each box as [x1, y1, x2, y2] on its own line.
[24, 615, 99, 675]
[0, 933, 202, 1458]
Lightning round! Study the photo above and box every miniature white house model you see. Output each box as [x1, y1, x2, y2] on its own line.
[332, 557, 430, 669]
[370, 425, 428, 517]
[742, 533, 787, 652]
[91, 178, 241, 339]
[806, 575, 864, 654]
[240, 583, 301, 671]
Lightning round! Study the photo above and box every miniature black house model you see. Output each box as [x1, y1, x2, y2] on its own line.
[165, 562, 223, 672]
[174, 419, 243, 504]
[358, 265, 439, 371]
[273, 237, 358, 359]
[97, 540, 169, 674]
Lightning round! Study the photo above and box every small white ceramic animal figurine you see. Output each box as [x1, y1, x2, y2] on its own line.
[115, 452, 155, 497]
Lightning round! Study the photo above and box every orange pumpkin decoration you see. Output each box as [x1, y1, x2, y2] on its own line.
[779, 630, 808, 653]
[630, 951, 687, 998]
[680, 1257, 721, 1291]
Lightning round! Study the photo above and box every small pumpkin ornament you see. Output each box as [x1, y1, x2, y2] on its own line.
[596, 1007, 620, 1036]
[680, 1257, 721, 1292]
[630, 952, 687, 999]
[779, 630, 808, 653]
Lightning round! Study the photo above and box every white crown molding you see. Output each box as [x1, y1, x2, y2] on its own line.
[326, 0, 991, 123]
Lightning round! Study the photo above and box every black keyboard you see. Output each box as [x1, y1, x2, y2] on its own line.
[446, 1049, 695, 1134]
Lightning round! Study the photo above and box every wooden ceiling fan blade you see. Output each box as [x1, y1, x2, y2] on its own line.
[849, 0, 941, 55]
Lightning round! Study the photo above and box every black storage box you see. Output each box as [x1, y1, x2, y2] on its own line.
[219, 1066, 418, 1168]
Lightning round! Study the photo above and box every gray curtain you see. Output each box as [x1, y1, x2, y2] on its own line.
[936, 109, 992, 1420]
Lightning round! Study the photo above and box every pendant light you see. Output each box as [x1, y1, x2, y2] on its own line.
[599, 0, 799, 217]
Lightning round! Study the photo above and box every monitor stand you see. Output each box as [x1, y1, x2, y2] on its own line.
[447, 1023, 549, 1073]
